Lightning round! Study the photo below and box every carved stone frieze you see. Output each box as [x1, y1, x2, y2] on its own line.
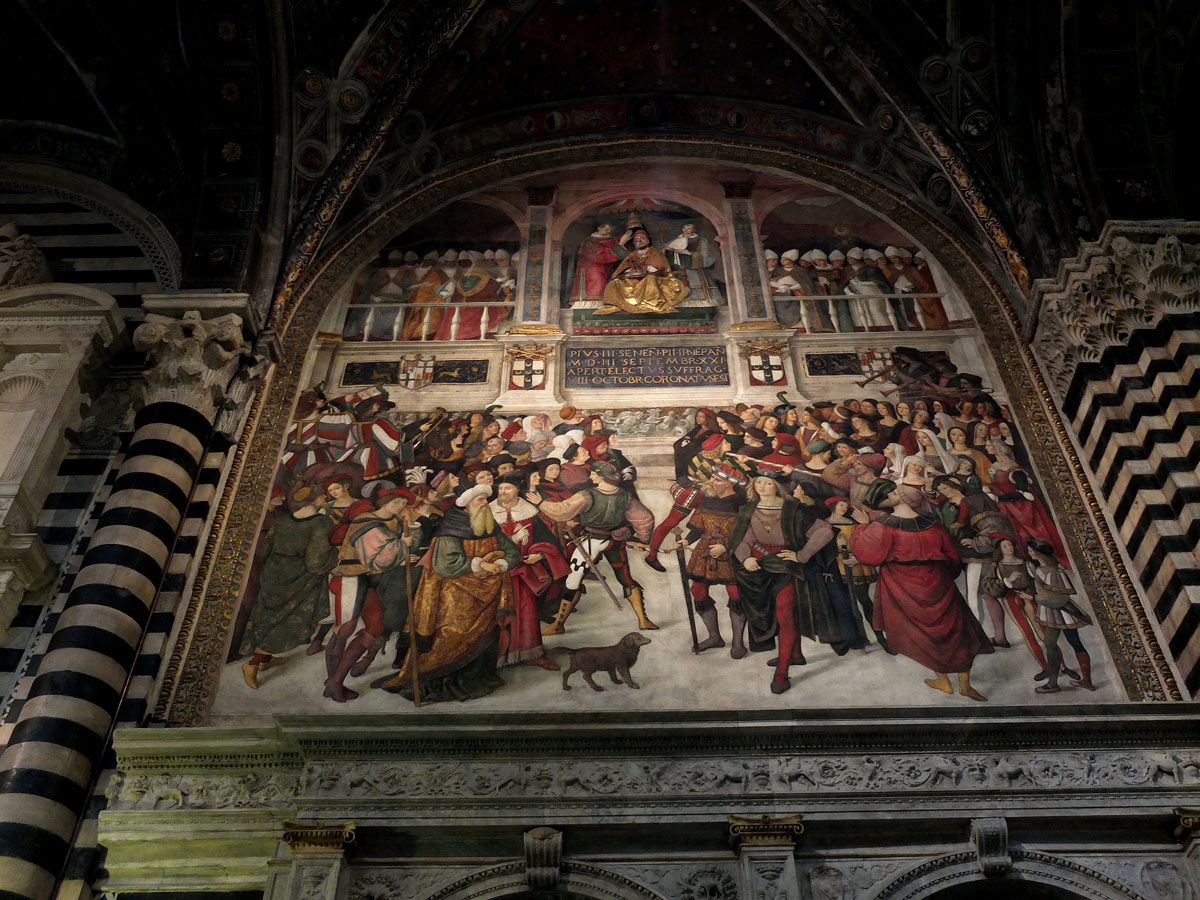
[1083, 858, 1194, 900]
[1031, 222, 1200, 398]
[301, 748, 1200, 803]
[349, 868, 463, 900]
[801, 861, 911, 900]
[133, 310, 251, 417]
[105, 770, 302, 810]
[589, 862, 738, 900]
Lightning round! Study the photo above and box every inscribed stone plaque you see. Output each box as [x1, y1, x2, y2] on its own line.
[564, 345, 729, 388]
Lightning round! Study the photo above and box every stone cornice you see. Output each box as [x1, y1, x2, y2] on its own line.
[113, 707, 1200, 772]
[0, 282, 124, 347]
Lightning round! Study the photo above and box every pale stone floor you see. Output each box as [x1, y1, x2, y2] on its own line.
[211, 489, 1124, 721]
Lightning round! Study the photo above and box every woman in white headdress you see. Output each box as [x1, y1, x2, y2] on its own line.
[915, 428, 956, 477]
[881, 442, 907, 482]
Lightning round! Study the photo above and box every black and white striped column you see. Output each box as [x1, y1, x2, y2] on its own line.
[1032, 223, 1200, 695]
[0, 311, 249, 900]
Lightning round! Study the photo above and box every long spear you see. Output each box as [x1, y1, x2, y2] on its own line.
[402, 527, 421, 707]
[672, 528, 701, 653]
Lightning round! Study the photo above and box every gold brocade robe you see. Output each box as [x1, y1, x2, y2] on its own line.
[399, 269, 447, 340]
[391, 534, 516, 684]
[598, 246, 689, 314]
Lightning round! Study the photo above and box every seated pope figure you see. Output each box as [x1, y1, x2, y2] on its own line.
[598, 227, 690, 314]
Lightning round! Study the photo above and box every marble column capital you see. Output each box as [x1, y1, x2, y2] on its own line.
[729, 814, 805, 850]
[281, 821, 356, 855]
[133, 309, 252, 420]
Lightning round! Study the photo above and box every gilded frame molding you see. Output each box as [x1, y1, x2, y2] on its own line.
[157, 135, 1177, 726]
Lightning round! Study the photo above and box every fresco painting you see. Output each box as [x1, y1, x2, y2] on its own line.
[761, 193, 954, 333]
[217, 351, 1118, 717]
[340, 200, 522, 343]
[561, 199, 724, 334]
[212, 179, 1122, 719]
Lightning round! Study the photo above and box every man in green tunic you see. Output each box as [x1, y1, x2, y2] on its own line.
[239, 486, 339, 689]
[530, 462, 657, 634]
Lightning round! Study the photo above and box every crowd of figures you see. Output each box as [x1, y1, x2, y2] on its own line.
[341, 247, 518, 343]
[765, 244, 949, 333]
[231, 348, 1096, 705]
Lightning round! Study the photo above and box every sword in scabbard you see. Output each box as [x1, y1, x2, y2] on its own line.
[563, 527, 624, 610]
[672, 528, 701, 653]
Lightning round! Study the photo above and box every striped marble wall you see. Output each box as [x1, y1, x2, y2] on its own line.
[0, 190, 169, 310]
[0, 304, 250, 900]
[1032, 223, 1200, 697]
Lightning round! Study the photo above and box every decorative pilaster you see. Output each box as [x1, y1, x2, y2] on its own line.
[493, 336, 567, 407]
[519, 186, 557, 325]
[722, 182, 773, 323]
[0, 305, 251, 900]
[1030, 222, 1200, 695]
[266, 822, 356, 900]
[729, 815, 804, 900]
[728, 332, 804, 407]
[0, 285, 123, 640]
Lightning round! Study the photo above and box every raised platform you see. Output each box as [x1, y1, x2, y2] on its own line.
[570, 301, 718, 334]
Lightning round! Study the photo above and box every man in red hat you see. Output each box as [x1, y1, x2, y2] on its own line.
[645, 433, 751, 572]
[761, 432, 803, 471]
[585, 430, 639, 497]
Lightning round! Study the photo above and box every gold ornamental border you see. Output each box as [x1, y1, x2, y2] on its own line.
[156, 136, 1177, 725]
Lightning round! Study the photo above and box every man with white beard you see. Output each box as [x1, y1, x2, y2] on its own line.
[843, 246, 896, 331]
[378, 484, 520, 703]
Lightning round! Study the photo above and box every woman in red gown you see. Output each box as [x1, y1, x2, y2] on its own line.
[849, 477, 993, 701]
[987, 439, 1069, 566]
